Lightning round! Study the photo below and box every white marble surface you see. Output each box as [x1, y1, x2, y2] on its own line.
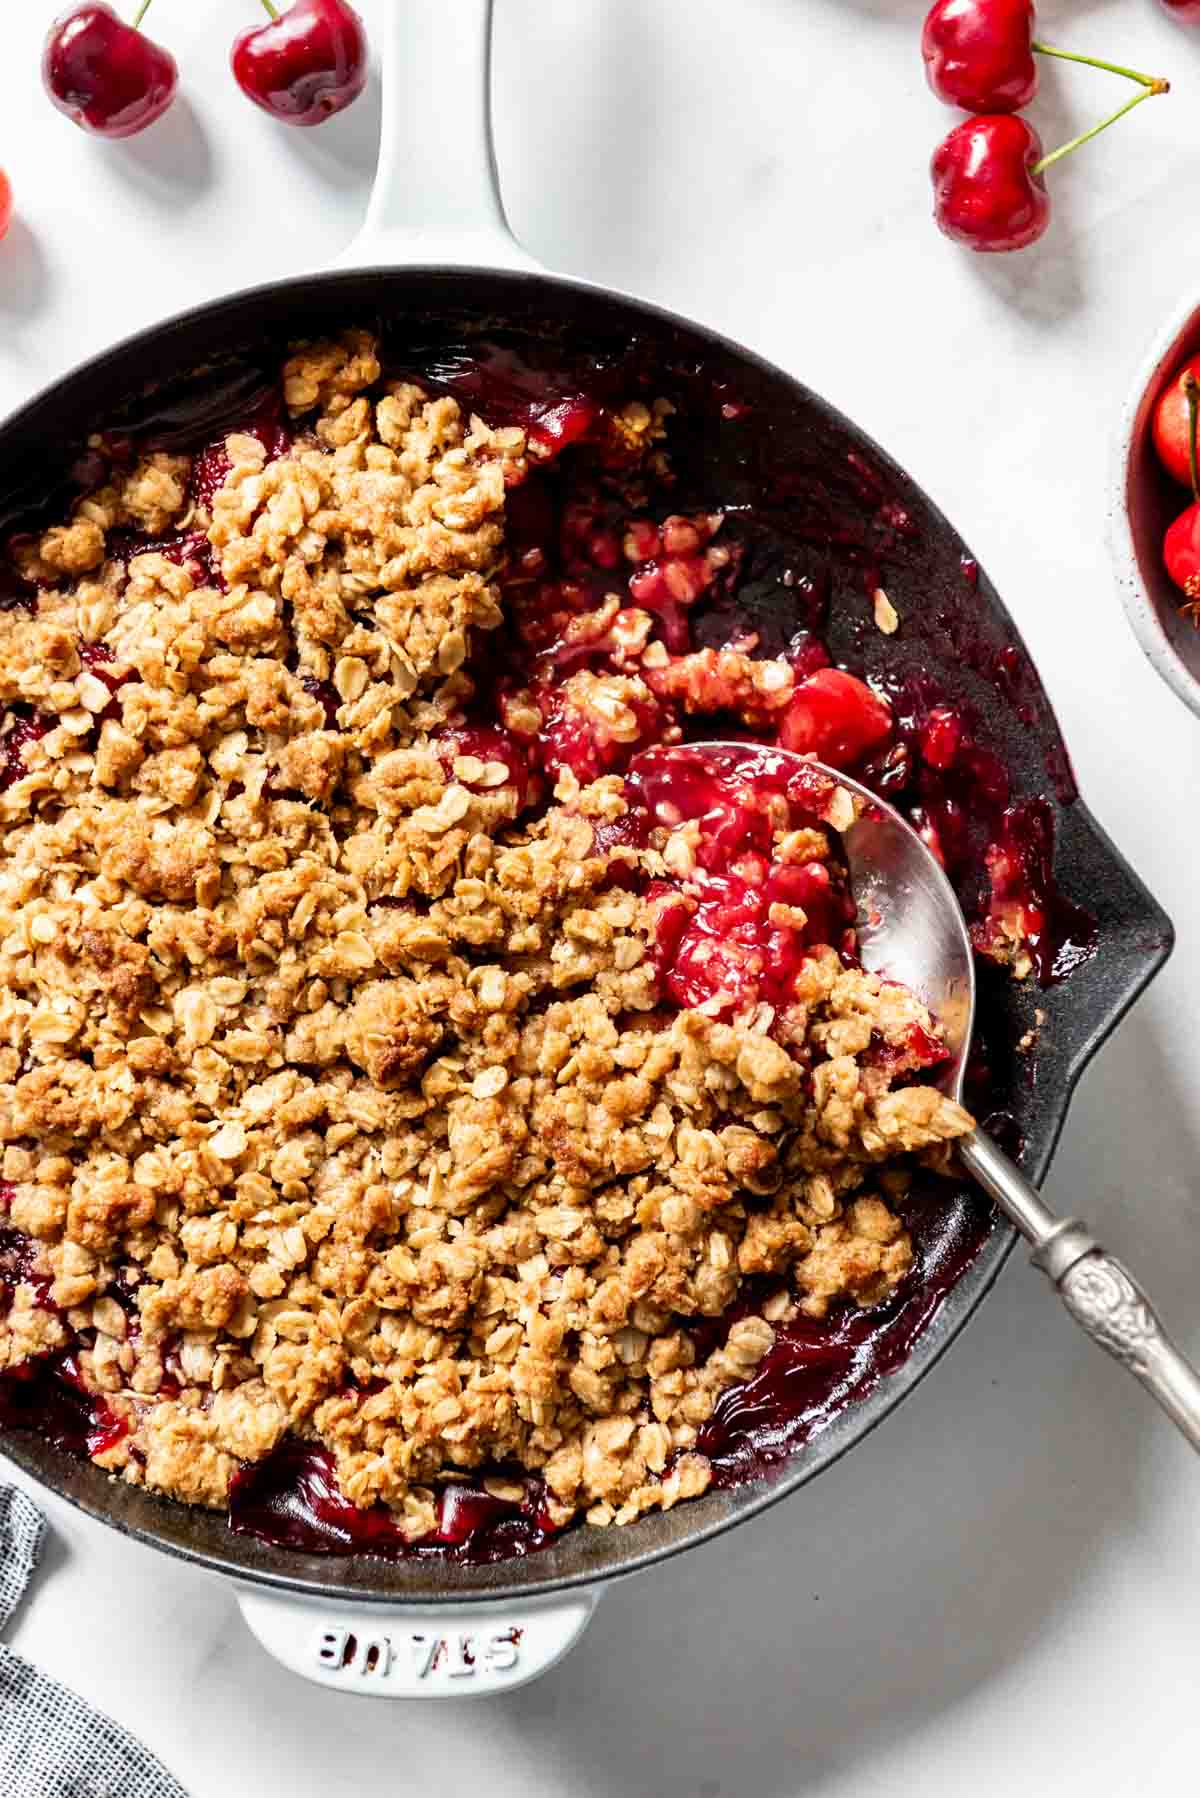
[3, 0, 1200, 1790]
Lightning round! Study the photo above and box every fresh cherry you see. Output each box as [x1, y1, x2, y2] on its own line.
[931, 115, 1049, 252]
[1162, 372, 1200, 613]
[1152, 354, 1200, 487]
[231, 0, 368, 128]
[1157, 0, 1200, 23]
[922, 0, 1037, 114]
[921, 9, 1167, 115]
[1164, 503, 1200, 603]
[43, 2, 178, 139]
[0, 172, 10, 243]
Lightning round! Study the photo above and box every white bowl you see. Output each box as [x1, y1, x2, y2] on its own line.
[1110, 296, 1200, 719]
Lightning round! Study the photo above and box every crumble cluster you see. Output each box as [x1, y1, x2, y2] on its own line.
[0, 331, 971, 1539]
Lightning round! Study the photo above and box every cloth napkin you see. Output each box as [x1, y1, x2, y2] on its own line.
[0, 1484, 189, 1798]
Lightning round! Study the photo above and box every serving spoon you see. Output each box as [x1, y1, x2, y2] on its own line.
[642, 740, 1200, 1450]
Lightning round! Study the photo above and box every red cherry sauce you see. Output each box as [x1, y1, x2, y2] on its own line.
[108, 386, 291, 588]
[405, 343, 603, 459]
[628, 745, 856, 1018]
[433, 721, 533, 810]
[869, 672, 1095, 987]
[0, 1352, 129, 1458]
[696, 1184, 992, 1482]
[300, 674, 340, 730]
[0, 1185, 127, 1455]
[0, 1185, 54, 1317]
[187, 392, 292, 513]
[229, 1442, 558, 1563]
[0, 709, 53, 791]
[973, 797, 1097, 984]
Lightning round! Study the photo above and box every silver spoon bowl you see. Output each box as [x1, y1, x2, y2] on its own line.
[636, 740, 1200, 1451]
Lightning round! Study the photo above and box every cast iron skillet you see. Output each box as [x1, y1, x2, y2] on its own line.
[0, 0, 1173, 1688]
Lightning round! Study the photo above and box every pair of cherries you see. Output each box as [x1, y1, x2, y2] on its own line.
[43, 0, 367, 138]
[923, 0, 1168, 252]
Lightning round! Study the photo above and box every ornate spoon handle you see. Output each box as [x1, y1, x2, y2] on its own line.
[959, 1132, 1200, 1452]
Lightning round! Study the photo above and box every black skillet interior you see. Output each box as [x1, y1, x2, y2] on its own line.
[0, 267, 1174, 1603]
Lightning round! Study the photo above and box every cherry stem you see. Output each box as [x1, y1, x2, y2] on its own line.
[1031, 41, 1168, 90]
[131, 0, 153, 25]
[1031, 81, 1168, 177]
[1185, 375, 1199, 504]
[259, 0, 280, 15]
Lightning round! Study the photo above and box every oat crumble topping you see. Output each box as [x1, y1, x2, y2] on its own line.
[0, 331, 975, 1546]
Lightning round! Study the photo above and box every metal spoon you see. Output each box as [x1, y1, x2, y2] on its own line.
[644, 740, 1200, 1450]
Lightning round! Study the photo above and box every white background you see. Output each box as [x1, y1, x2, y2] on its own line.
[3, 0, 1200, 1792]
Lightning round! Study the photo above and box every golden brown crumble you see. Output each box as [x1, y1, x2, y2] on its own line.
[0, 330, 972, 1542]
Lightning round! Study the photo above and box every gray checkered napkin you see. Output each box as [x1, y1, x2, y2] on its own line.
[0, 1483, 189, 1798]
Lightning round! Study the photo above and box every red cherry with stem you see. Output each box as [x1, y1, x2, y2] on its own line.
[1152, 354, 1200, 486]
[231, 0, 368, 128]
[0, 173, 11, 243]
[922, 0, 1038, 113]
[931, 115, 1049, 252]
[42, 1, 178, 139]
[923, 2, 1173, 115]
[1163, 376, 1200, 613]
[931, 72, 1169, 253]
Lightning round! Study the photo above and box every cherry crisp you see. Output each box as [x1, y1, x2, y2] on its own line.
[0, 331, 978, 1552]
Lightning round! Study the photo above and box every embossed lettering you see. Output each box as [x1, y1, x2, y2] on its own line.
[359, 1636, 393, 1675]
[408, 1634, 442, 1679]
[484, 1631, 519, 1673]
[317, 1628, 348, 1668]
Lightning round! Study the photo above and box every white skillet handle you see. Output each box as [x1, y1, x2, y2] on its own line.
[235, 1586, 597, 1696]
[339, 0, 539, 271]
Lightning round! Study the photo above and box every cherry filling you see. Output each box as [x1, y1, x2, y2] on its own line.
[0, 1228, 54, 1317]
[0, 1352, 128, 1458]
[537, 683, 670, 786]
[0, 1188, 127, 1454]
[187, 392, 292, 513]
[696, 1184, 992, 1482]
[650, 856, 854, 1017]
[406, 343, 603, 458]
[300, 673, 340, 730]
[228, 1442, 556, 1563]
[0, 708, 52, 791]
[433, 721, 533, 809]
[974, 798, 1098, 984]
[629, 748, 858, 1019]
[109, 527, 219, 590]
